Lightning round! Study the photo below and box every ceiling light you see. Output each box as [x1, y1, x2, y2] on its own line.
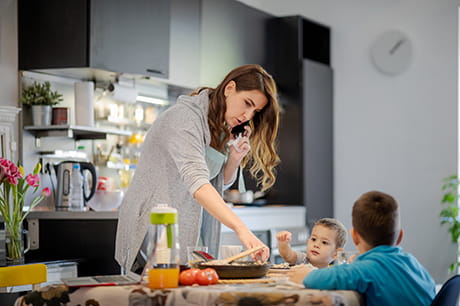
[136, 95, 169, 106]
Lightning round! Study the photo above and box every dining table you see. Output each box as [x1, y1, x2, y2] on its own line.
[14, 278, 364, 306]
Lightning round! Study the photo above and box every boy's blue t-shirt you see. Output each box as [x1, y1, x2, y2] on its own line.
[304, 245, 436, 306]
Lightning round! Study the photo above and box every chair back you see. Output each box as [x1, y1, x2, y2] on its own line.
[0, 264, 47, 290]
[431, 275, 460, 306]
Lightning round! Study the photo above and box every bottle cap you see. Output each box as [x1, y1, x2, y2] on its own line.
[150, 204, 177, 224]
[72, 163, 81, 169]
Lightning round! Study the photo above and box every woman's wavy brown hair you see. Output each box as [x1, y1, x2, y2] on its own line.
[192, 64, 280, 191]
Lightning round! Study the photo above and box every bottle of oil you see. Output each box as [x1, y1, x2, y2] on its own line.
[142, 204, 180, 289]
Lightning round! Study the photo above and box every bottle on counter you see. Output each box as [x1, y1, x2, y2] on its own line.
[141, 204, 180, 289]
[69, 163, 85, 211]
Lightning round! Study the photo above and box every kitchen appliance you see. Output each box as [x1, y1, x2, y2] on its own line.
[54, 161, 97, 210]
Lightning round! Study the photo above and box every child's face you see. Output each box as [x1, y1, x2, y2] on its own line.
[306, 224, 339, 268]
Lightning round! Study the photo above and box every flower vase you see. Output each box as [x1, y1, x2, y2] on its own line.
[5, 222, 26, 265]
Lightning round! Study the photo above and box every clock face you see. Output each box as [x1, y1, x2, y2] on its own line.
[370, 30, 413, 76]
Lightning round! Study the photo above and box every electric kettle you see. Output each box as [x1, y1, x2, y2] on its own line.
[54, 161, 97, 210]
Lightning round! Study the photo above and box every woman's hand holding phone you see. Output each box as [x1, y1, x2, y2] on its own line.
[224, 123, 251, 186]
[228, 124, 251, 160]
[231, 121, 250, 137]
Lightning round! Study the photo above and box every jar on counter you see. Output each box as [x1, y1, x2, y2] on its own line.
[119, 164, 136, 189]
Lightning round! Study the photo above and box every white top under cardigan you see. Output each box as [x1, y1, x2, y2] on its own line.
[115, 90, 232, 269]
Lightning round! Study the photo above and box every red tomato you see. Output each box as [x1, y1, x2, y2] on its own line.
[196, 268, 219, 285]
[179, 268, 200, 286]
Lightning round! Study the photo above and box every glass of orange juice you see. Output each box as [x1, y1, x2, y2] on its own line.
[148, 266, 179, 289]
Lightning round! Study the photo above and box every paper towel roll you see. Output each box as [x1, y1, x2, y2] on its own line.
[74, 81, 95, 126]
[110, 83, 138, 103]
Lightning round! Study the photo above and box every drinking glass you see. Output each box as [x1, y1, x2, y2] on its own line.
[336, 251, 359, 265]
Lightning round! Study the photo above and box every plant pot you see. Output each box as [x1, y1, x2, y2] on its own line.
[31, 105, 52, 126]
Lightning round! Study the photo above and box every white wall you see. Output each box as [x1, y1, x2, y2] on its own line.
[239, 0, 459, 282]
[0, 0, 20, 162]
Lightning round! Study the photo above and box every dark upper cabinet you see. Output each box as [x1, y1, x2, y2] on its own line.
[265, 16, 333, 226]
[200, 0, 272, 85]
[18, 0, 170, 78]
[266, 16, 330, 101]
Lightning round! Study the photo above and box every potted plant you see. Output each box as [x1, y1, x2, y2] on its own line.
[440, 175, 460, 272]
[21, 81, 63, 126]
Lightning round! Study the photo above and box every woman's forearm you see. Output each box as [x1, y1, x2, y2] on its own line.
[194, 183, 270, 261]
[223, 158, 239, 185]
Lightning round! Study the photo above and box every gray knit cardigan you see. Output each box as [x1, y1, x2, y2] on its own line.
[115, 90, 223, 269]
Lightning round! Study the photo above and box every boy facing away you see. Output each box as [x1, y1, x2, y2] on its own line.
[288, 191, 436, 306]
[276, 218, 347, 268]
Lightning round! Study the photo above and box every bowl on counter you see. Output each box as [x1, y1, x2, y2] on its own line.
[86, 190, 124, 211]
[197, 261, 270, 279]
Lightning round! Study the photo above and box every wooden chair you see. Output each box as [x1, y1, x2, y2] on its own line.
[0, 263, 47, 292]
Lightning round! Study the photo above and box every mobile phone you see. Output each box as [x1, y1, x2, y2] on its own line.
[231, 121, 250, 137]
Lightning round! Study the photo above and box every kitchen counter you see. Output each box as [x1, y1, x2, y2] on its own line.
[26, 204, 304, 224]
[222, 205, 305, 232]
[27, 209, 118, 220]
[23, 205, 306, 276]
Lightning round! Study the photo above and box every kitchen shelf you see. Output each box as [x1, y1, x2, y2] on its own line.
[24, 125, 132, 140]
[96, 119, 152, 132]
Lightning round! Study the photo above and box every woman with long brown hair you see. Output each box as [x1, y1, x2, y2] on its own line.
[116, 64, 280, 271]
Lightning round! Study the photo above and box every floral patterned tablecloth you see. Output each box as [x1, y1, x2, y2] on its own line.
[14, 282, 363, 306]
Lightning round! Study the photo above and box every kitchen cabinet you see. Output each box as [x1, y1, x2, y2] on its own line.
[266, 16, 330, 100]
[24, 206, 304, 276]
[18, 0, 170, 78]
[200, 0, 272, 85]
[25, 212, 120, 276]
[169, 0, 201, 88]
[246, 16, 332, 227]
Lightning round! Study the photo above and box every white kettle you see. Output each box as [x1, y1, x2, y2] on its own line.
[54, 161, 97, 210]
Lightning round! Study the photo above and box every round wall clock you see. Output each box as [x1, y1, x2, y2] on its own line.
[370, 30, 413, 76]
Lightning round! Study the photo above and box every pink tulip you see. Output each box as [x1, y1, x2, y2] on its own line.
[26, 174, 40, 187]
[42, 187, 51, 197]
[0, 158, 22, 186]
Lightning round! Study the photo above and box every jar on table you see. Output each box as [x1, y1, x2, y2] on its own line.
[141, 204, 180, 289]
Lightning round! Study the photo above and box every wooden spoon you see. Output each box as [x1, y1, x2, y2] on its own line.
[208, 245, 265, 264]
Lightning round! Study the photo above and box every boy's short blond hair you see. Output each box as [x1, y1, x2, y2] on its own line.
[352, 190, 400, 247]
[314, 218, 347, 249]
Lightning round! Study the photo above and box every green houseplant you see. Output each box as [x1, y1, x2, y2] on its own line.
[21, 81, 63, 126]
[441, 175, 460, 272]
[21, 81, 63, 106]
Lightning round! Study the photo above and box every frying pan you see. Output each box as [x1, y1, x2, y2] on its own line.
[197, 261, 270, 279]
